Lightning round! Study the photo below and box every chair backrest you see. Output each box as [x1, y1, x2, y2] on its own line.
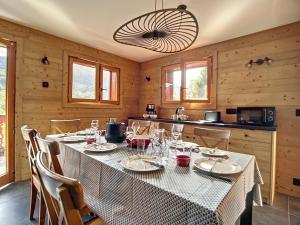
[194, 127, 231, 150]
[159, 123, 184, 137]
[21, 125, 38, 175]
[35, 134, 63, 175]
[129, 120, 152, 135]
[35, 151, 85, 225]
[50, 119, 81, 134]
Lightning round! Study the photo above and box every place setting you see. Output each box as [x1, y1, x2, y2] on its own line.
[117, 122, 169, 172]
[58, 134, 87, 143]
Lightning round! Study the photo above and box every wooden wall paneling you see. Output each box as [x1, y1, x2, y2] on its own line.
[0, 18, 140, 181]
[139, 22, 300, 198]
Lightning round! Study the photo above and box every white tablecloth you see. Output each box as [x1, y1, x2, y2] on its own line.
[47, 135, 263, 225]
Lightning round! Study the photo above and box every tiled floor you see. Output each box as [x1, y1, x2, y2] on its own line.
[0, 181, 300, 225]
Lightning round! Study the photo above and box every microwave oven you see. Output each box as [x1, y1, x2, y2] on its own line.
[237, 107, 275, 126]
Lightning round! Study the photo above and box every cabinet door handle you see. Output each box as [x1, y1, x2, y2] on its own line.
[244, 134, 248, 137]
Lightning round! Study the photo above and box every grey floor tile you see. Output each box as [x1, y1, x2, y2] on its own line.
[290, 196, 300, 217]
[253, 205, 289, 225]
[272, 192, 288, 212]
[0, 181, 38, 225]
[290, 215, 300, 225]
[0, 180, 30, 204]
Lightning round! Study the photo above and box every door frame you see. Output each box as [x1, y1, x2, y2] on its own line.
[0, 38, 15, 187]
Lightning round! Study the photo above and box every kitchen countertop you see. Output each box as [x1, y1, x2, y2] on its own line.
[128, 117, 276, 131]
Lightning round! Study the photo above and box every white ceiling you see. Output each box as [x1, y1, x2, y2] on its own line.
[0, 0, 300, 62]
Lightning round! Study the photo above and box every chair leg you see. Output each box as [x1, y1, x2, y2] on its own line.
[29, 181, 37, 220]
[39, 195, 46, 225]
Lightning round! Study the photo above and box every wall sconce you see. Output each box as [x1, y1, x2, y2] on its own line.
[145, 76, 151, 82]
[246, 57, 273, 68]
[41, 56, 50, 65]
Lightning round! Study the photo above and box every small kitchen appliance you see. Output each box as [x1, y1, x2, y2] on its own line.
[143, 104, 158, 118]
[204, 111, 222, 123]
[146, 104, 156, 114]
[237, 107, 275, 126]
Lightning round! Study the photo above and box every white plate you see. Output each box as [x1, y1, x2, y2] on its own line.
[76, 130, 95, 136]
[60, 136, 86, 142]
[170, 141, 198, 149]
[194, 158, 242, 175]
[120, 155, 162, 172]
[201, 148, 228, 157]
[84, 143, 118, 152]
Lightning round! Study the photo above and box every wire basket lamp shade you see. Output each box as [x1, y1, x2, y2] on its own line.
[113, 4, 199, 53]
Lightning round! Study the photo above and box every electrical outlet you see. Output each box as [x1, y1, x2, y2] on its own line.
[293, 178, 300, 186]
[226, 108, 237, 114]
[296, 109, 300, 117]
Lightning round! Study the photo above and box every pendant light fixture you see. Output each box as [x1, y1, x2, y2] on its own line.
[113, 0, 199, 53]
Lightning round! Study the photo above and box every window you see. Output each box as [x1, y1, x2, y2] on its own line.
[68, 56, 119, 104]
[101, 66, 119, 102]
[162, 64, 182, 102]
[162, 58, 212, 104]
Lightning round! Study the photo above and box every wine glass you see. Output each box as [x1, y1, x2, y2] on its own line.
[131, 121, 140, 135]
[171, 124, 183, 143]
[91, 120, 99, 132]
[125, 127, 134, 148]
[154, 129, 167, 159]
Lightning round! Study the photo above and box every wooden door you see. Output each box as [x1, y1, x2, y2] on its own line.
[0, 38, 15, 187]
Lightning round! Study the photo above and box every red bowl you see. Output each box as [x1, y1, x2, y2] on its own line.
[176, 155, 191, 167]
[126, 135, 151, 148]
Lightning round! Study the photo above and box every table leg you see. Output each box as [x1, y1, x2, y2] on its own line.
[240, 187, 254, 225]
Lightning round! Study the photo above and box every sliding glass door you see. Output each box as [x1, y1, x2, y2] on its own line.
[0, 38, 15, 187]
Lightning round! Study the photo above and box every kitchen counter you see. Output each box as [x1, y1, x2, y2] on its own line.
[128, 117, 276, 131]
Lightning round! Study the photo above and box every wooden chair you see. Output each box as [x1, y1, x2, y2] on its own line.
[35, 134, 63, 176]
[159, 123, 184, 137]
[34, 135, 97, 223]
[50, 119, 81, 134]
[35, 151, 106, 225]
[194, 127, 231, 150]
[20, 125, 46, 225]
[129, 120, 152, 135]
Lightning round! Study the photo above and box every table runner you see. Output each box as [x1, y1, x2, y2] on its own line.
[47, 135, 263, 225]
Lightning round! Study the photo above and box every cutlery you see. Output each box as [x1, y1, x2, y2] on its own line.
[142, 160, 164, 168]
[192, 169, 232, 183]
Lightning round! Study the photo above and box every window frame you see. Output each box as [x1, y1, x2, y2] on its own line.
[182, 58, 212, 103]
[100, 65, 120, 104]
[67, 56, 120, 105]
[68, 56, 100, 103]
[161, 57, 213, 104]
[161, 63, 182, 104]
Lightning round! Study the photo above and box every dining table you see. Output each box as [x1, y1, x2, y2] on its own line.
[47, 134, 263, 225]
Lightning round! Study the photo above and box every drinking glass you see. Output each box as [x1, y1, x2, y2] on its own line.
[125, 127, 134, 148]
[154, 129, 169, 160]
[91, 120, 99, 132]
[136, 138, 145, 155]
[131, 121, 140, 135]
[176, 143, 192, 167]
[171, 124, 184, 141]
[171, 124, 184, 150]
[87, 120, 99, 144]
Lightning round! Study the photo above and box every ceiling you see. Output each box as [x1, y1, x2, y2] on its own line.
[0, 0, 300, 62]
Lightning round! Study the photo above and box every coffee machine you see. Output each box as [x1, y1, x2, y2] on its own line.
[143, 104, 158, 118]
[146, 104, 156, 114]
